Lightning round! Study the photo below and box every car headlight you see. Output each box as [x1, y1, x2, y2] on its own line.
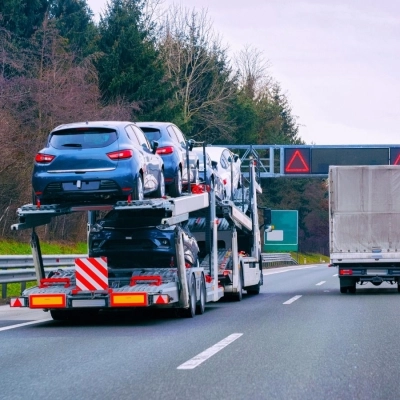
[90, 223, 103, 233]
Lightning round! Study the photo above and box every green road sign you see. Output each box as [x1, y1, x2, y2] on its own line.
[264, 210, 298, 251]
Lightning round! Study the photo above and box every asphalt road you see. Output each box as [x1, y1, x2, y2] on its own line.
[1, 264, 400, 400]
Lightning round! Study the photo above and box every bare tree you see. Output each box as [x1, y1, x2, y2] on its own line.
[159, 5, 235, 141]
[234, 45, 272, 100]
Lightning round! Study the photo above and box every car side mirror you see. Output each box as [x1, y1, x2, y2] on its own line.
[151, 140, 159, 154]
[211, 160, 218, 169]
[187, 139, 195, 151]
[233, 154, 239, 162]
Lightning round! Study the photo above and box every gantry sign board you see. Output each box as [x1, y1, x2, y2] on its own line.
[264, 210, 298, 252]
[224, 144, 400, 178]
[284, 146, 400, 175]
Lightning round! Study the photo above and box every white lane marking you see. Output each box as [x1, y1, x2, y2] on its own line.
[283, 295, 302, 305]
[333, 274, 338, 277]
[177, 333, 243, 370]
[263, 265, 319, 276]
[316, 281, 326, 286]
[0, 318, 52, 332]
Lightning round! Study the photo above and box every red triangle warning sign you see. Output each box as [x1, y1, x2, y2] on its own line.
[285, 150, 310, 173]
[156, 295, 167, 304]
[11, 298, 23, 307]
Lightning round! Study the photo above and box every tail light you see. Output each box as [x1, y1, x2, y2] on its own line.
[223, 179, 227, 185]
[107, 149, 133, 160]
[156, 146, 174, 155]
[339, 269, 353, 276]
[35, 153, 55, 164]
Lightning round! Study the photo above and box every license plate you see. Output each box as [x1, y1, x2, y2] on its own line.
[63, 181, 100, 191]
[367, 269, 387, 275]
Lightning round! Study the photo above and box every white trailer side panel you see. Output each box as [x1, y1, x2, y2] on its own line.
[330, 166, 400, 261]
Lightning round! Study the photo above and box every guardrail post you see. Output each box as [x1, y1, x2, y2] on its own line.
[1, 283, 6, 299]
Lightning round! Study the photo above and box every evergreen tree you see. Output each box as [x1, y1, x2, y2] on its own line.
[96, 0, 168, 118]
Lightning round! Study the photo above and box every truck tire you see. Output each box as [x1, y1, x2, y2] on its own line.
[50, 310, 72, 321]
[232, 272, 243, 301]
[196, 275, 206, 315]
[182, 274, 197, 318]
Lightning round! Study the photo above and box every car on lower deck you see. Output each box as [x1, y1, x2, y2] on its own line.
[137, 122, 199, 197]
[88, 209, 199, 269]
[32, 121, 165, 205]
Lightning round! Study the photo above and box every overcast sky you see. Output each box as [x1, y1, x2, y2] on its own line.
[87, 0, 400, 145]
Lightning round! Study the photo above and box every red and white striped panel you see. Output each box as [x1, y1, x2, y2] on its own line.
[75, 257, 108, 291]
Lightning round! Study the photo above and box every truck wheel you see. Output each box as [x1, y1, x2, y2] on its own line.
[50, 310, 72, 321]
[182, 274, 197, 318]
[340, 287, 348, 294]
[348, 283, 356, 294]
[196, 275, 206, 315]
[397, 282, 400, 293]
[233, 272, 243, 301]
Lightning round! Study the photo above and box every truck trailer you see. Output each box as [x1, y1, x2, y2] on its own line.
[10, 162, 264, 319]
[329, 165, 400, 293]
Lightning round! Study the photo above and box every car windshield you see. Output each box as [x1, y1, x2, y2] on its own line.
[49, 128, 117, 149]
[140, 127, 162, 142]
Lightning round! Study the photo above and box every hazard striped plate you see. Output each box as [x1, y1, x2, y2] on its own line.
[75, 257, 108, 291]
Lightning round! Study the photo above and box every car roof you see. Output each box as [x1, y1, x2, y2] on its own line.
[202, 146, 230, 157]
[52, 121, 135, 132]
[136, 122, 173, 128]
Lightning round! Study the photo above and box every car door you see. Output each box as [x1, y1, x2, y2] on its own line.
[171, 125, 191, 182]
[131, 125, 160, 191]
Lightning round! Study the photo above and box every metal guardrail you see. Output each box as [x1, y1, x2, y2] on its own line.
[262, 253, 298, 268]
[0, 255, 85, 299]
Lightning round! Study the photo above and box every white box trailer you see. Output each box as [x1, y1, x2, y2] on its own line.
[329, 165, 400, 293]
[10, 162, 263, 318]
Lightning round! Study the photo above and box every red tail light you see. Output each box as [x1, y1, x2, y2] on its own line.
[156, 146, 174, 155]
[339, 269, 353, 276]
[223, 179, 227, 185]
[107, 149, 133, 160]
[35, 153, 55, 164]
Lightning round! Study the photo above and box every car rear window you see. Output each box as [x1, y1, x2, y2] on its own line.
[140, 127, 162, 142]
[49, 128, 117, 149]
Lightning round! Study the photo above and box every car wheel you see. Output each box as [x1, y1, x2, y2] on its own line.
[132, 174, 144, 200]
[169, 168, 182, 197]
[154, 170, 165, 198]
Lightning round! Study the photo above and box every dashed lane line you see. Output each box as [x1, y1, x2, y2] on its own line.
[177, 333, 243, 370]
[333, 274, 338, 277]
[316, 281, 326, 286]
[283, 295, 302, 305]
[0, 319, 52, 332]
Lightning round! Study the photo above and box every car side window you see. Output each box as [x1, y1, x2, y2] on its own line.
[167, 126, 179, 144]
[220, 154, 228, 169]
[125, 126, 140, 146]
[172, 125, 186, 147]
[223, 149, 232, 163]
[132, 126, 151, 150]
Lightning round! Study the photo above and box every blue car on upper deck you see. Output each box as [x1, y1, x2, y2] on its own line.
[137, 122, 199, 197]
[32, 121, 165, 205]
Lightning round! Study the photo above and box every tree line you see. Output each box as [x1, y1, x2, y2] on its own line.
[0, 0, 328, 254]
